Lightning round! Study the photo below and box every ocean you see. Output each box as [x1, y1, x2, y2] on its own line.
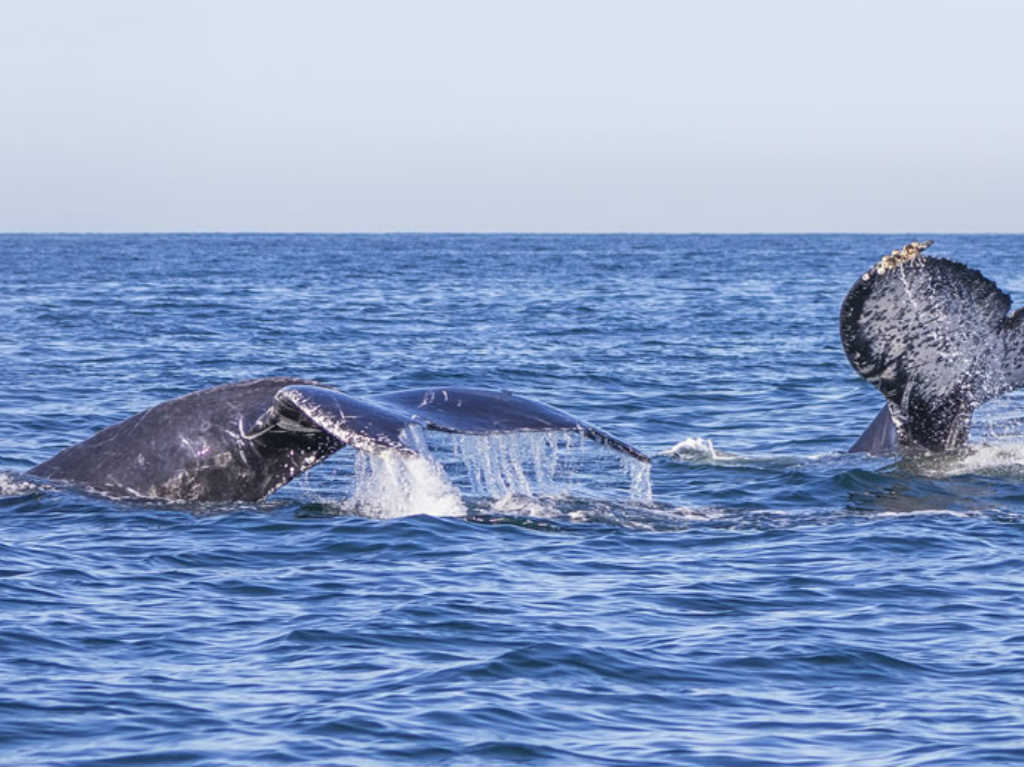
[2, 233, 1024, 765]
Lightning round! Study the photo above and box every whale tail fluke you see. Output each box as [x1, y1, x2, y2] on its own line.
[30, 379, 647, 503]
[849, 404, 898, 454]
[250, 384, 649, 462]
[373, 386, 649, 462]
[842, 242, 1024, 452]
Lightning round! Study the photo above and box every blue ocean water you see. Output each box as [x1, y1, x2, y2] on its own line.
[2, 233, 1024, 765]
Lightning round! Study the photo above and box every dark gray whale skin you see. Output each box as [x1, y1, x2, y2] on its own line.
[29, 378, 336, 502]
[842, 243, 1024, 453]
[848, 405, 898, 454]
[28, 378, 647, 503]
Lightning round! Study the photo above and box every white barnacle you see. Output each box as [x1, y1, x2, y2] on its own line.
[873, 240, 934, 276]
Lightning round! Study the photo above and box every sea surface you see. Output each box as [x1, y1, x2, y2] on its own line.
[2, 233, 1024, 766]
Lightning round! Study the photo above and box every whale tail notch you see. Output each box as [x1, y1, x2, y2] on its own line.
[842, 241, 1024, 452]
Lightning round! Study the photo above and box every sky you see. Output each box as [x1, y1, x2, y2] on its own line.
[2, 0, 1022, 232]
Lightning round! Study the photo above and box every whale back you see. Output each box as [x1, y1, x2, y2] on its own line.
[841, 244, 1024, 451]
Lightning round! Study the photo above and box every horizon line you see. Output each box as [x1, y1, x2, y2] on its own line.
[3, 230, 1023, 237]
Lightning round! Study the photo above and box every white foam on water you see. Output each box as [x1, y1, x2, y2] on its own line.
[0, 471, 44, 497]
[662, 436, 719, 461]
[911, 441, 1024, 480]
[661, 435, 777, 465]
[660, 435, 816, 469]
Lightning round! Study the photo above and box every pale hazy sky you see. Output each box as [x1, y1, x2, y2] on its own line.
[2, 0, 1022, 232]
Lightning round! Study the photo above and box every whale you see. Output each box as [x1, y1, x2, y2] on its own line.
[27, 378, 647, 502]
[842, 241, 1024, 453]
[29, 240, 1010, 502]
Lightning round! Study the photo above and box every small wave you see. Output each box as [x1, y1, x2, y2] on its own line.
[661, 436, 720, 461]
[869, 508, 990, 519]
[659, 436, 810, 468]
[465, 496, 673, 530]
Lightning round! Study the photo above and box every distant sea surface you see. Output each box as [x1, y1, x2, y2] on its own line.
[3, 233, 1024, 766]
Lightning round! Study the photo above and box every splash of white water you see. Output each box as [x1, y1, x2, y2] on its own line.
[345, 424, 464, 518]
[663, 436, 719, 460]
[453, 431, 571, 498]
[623, 454, 653, 502]
[452, 430, 651, 502]
[913, 442, 1024, 480]
[349, 449, 465, 518]
[660, 437, 808, 469]
[0, 472, 43, 497]
[328, 427, 650, 517]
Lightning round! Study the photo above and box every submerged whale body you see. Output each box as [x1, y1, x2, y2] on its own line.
[843, 241, 1024, 453]
[29, 378, 647, 502]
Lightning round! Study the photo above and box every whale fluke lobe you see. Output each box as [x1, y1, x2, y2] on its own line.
[841, 242, 1024, 452]
[28, 379, 647, 502]
[849, 404, 898, 454]
[248, 385, 418, 457]
[373, 387, 650, 462]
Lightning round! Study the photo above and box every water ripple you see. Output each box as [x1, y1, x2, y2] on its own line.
[3, 235, 1024, 764]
